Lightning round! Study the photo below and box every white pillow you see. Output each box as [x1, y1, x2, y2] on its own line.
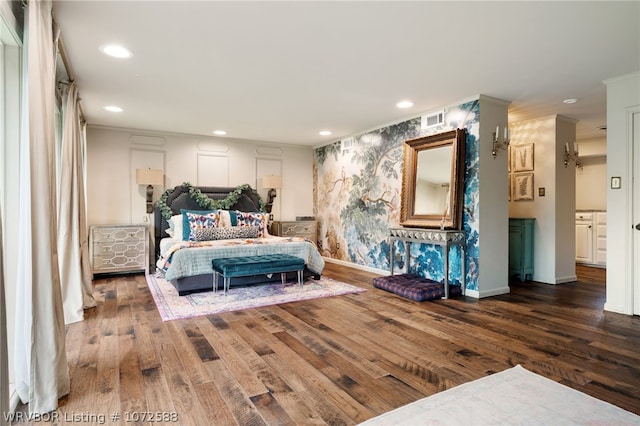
[166, 214, 183, 240]
[218, 210, 233, 228]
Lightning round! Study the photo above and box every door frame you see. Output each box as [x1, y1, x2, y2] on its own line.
[632, 109, 640, 314]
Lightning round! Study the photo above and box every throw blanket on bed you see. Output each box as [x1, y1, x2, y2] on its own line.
[157, 236, 325, 281]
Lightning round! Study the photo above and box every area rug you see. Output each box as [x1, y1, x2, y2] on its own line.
[359, 364, 640, 425]
[146, 273, 365, 321]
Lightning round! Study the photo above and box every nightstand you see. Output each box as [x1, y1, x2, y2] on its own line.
[89, 224, 148, 275]
[270, 220, 317, 244]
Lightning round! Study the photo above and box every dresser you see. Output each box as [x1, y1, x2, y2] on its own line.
[508, 218, 535, 281]
[90, 224, 148, 275]
[270, 220, 317, 244]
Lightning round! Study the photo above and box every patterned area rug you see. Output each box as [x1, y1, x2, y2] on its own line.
[146, 273, 366, 321]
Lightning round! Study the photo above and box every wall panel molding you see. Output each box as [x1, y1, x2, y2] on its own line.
[129, 135, 166, 146]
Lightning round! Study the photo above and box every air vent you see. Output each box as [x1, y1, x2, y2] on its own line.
[341, 137, 355, 151]
[421, 111, 444, 129]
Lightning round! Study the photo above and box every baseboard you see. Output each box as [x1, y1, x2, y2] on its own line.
[576, 262, 606, 269]
[555, 275, 578, 284]
[604, 301, 632, 315]
[322, 257, 388, 275]
[465, 286, 510, 299]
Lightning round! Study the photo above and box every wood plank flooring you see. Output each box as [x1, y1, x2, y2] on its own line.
[13, 263, 640, 424]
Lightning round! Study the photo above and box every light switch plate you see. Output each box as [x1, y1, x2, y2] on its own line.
[611, 176, 621, 189]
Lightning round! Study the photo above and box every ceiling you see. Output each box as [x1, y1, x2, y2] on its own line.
[51, 1, 639, 147]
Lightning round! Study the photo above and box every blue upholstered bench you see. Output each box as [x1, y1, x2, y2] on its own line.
[373, 273, 462, 301]
[212, 254, 305, 294]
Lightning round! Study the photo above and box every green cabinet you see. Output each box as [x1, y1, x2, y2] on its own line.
[509, 218, 535, 281]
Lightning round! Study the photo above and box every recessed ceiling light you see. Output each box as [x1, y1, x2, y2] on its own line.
[104, 105, 123, 112]
[319, 130, 332, 136]
[396, 100, 414, 109]
[563, 98, 578, 104]
[213, 130, 227, 136]
[99, 44, 132, 59]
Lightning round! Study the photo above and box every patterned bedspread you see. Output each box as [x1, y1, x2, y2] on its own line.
[156, 236, 325, 281]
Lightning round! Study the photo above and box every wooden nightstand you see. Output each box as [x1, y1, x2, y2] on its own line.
[270, 220, 317, 244]
[89, 224, 148, 275]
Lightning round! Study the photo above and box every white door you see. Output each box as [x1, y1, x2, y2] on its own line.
[633, 111, 640, 314]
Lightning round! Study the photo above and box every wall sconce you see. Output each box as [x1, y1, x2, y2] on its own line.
[492, 125, 510, 158]
[262, 175, 282, 214]
[136, 168, 164, 213]
[564, 142, 580, 167]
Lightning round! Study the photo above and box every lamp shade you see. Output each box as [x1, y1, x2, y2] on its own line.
[136, 168, 164, 186]
[262, 175, 282, 189]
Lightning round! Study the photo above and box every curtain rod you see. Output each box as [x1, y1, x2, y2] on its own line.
[56, 35, 87, 123]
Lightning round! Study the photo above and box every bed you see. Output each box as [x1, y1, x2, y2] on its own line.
[153, 184, 324, 295]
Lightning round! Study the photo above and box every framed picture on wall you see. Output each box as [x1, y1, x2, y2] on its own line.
[512, 143, 534, 172]
[513, 172, 534, 201]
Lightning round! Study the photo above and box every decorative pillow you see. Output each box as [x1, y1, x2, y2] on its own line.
[194, 226, 260, 241]
[166, 214, 183, 239]
[217, 210, 236, 228]
[181, 209, 219, 241]
[228, 210, 238, 226]
[234, 211, 268, 237]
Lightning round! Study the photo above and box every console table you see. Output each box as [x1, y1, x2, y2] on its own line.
[389, 227, 466, 298]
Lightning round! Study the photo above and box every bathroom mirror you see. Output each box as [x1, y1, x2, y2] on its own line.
[400, 128, 466, 229]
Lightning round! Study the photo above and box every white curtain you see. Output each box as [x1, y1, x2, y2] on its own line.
[58, 82, 96, 324]
[14, 0, 70, 415]
[1, 213, 8, 426]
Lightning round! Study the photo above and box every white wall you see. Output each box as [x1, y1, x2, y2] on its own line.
[86, 127, 315, 227]
[576, 136, 607, 211]
[475, 95, 510, 297]
[576, 157, 607, 210]
[509, 115, 577, 284]
[555, 116, 578, 283]
[604, 72, 640, 315]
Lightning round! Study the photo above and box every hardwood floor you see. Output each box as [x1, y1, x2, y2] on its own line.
[14, 263, 640, 424]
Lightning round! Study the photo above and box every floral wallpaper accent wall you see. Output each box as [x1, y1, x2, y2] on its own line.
[315, 99, 480, 292]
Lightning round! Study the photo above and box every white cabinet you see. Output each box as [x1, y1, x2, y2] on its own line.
[576, 212, 594, 264]
[575, 211, 606, 267]
[595, 212, 607, 265]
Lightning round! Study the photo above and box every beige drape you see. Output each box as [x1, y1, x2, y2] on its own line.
[14, 0, 70, 415]
[0, 213, 8, 426]
[58, 82, 96, 324]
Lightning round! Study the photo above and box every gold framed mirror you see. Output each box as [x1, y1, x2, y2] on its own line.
[400, 128, 466, 229]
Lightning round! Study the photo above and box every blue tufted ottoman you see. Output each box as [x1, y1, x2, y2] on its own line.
[373, 273, 462, 301]
[212, 254, 305, 294]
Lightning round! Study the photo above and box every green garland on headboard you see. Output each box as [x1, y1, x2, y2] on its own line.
[156, 182, 266, 220]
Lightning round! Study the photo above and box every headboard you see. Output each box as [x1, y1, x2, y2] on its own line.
[153, 184, 264, 260]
